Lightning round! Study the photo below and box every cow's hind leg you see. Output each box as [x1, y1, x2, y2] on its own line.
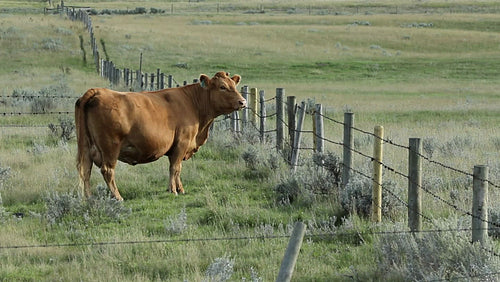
[101, 162, 123, 201]
[77, 150, 93, 199]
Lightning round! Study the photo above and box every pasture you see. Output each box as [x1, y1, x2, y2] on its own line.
[1, 0, 500, 280]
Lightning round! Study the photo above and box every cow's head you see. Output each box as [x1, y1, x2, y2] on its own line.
[200, 71, 246, 115]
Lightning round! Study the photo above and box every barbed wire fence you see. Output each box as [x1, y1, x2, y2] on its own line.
[214, 86, 500, 250]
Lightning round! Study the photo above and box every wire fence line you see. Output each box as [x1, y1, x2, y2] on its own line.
[1, 111, 73, 116]
[0, 227, 498, 251]
[0, 95, 76, 99]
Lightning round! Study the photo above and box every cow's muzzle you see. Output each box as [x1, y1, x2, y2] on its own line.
[238, 99, 247, 109]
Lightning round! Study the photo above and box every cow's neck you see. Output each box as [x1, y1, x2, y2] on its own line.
[180, 84, 217, 148]
[181, 83, 218, 123]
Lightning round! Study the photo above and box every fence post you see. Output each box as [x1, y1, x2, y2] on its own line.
[314, 104, 324, 153]
[276, 88, 285, 152]
[408, 138, 422, 233]
[291, 101, 307, 172]
[342, 112, 354, 189]
[231, 111, 240, 133]
[250, 88, 258, 127]
[136, 70, 142, 90]
[156, 68, 160, 90]
[124, 68, 129, 87]
[168, 75, 173, 88]
[472, 165, 489, 245]
[241, 86, 249, 131]
[287, 96, 296, 157]
[372, 125, 384, 223]
[276, 222, 306, 282]
[259, 90, 266, 143]
[160, 73, 165, 89]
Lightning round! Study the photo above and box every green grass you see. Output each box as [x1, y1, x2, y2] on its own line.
[1, 1, 500, 281]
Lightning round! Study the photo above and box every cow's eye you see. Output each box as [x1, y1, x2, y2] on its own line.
[220, 86, 227, 90]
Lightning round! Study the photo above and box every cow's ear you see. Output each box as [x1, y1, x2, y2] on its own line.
[231, 75, 241, 86]
[200, 74, 210, 88]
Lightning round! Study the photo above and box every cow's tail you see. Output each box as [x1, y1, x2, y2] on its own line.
[75, 88, 97, 198]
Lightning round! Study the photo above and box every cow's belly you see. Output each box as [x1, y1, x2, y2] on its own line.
[118, 142, 168, 165]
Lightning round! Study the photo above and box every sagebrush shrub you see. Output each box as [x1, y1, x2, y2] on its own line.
[423, 137, 438, 159]
[164, 207, 188, 234]
[241, 141, 284, 180]
[0, 165, 11, 189]
[341, 171, 402, 218]
[41, 37, 64, 51]
[44, 185, 131, 226]
[0, 192, 9, 223]
[439, 136, 473, 156]
[204, 255, 234, 282]
[48, 116, 75, 142]
[488, 208, 500, 238]
[373, 218, 500, 281]
[274, 177, 301, 205]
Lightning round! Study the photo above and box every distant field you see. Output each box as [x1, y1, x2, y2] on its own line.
[1, 1, 500, 281]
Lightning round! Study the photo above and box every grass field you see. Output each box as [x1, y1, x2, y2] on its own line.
[1, 1, 500, 281]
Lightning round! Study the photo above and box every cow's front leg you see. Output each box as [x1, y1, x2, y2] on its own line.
[168, 154, 185, 195]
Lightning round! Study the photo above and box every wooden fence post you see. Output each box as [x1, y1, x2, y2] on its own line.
[231, 111, 240, 133]
[136, 70, 142, 90]
[342, 112, 354, 188]
[287, 96, 296, 153]
[276, 88, 285, 152]
[156, 68, 160, 90]
[241, 86, 249, 131]
[291, 101, 307, 172]
[160, 73, 165, 89]
[408, 138, 422, 233]
[276, 222, 306, 282]
[168, 75, 173, 88]
[314, 104, 324, 153]
[250, 88, 258, 127]
[372, 125, 384, 223]
[472, 165, 489, 245]
[259, 90, 266, 143]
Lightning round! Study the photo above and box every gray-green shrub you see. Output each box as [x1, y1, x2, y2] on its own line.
[0, 193, 9, 223]
[340, 171, 402, 218]
[204, 255, 234, 282]
[44, 185, 131, 226]
[48, 116, 75, 142]
[0, 165, 10, 190]
[164, 207, 188, 235]
[373, 218, 500, 281]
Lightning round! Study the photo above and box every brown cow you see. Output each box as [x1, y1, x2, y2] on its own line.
[75, 71, 246, 201]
